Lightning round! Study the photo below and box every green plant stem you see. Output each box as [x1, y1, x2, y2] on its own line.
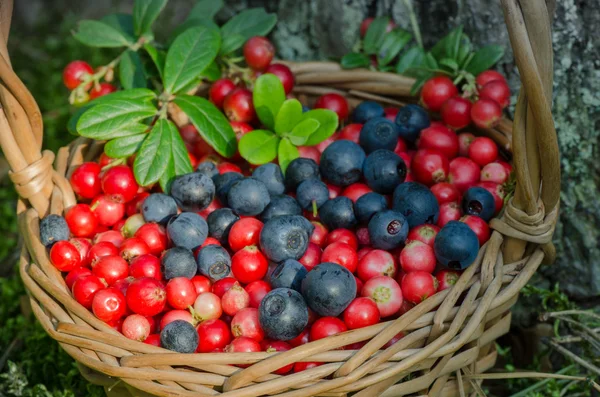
[403, 0, 423, 49]
[545, 310, 600, 322]
[546, 339, 600, 377]
[508, 366, 576, 397]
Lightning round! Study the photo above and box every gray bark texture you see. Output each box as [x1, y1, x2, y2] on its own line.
[12, 1, 600, 303]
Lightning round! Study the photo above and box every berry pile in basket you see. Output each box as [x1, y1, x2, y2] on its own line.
[52, 32, 512, 364]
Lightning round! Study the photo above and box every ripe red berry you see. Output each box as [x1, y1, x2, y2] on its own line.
[191, 275, 212, 295]
[92, 255, 129, 285]
[89, 83, 116, 100]
[437, 202, 463, 227]
[310, 317, 348, 342]
[72, 274, 106, 309]
[356, 227, 370, 246]
[101, 165, 138, 203]
[193, 292, 222, 321]
[476, 181, 505, 213]
[420, 76, 458, 112]
[231, 246, 268, 284]
[231, 307, 264, 341]
[196, 319, 232, 353]
[91, 195, 125, 227]
[245, 280, 271, 309]
[265, 63, 295, 94]
[217, 162, 242, 174]
[458, 132, 475, 156]
[50, 241, 82, 272]
[160, 310, 194, 331]
[63, 60, 93, 90]
[317, 133, 340, 154]
[435, 269, 461, 291]
[440, 96, 472, 130]
[481, 162, 509, 184]
[294, 362, 322, 373]
[129, 254, 162, 280]
[325, 228, 359, 250]
[223, 88, 256, 123]
[357, 249, 397, 282]
[228, 218, 263, 252]
[126, 277, 166, 316]
[225, 336, 262, 362]
[361, 276, 403, 318]
[418, 124, 459, 159]
[343, 297, 380, 330]
[134, 223, 168, 256]
[400, 240, 436, 273]
[212, 277, 237, 298]
[411, 149, 450, 186]
[385, 107, 399, 122]
[209, 79, 236, 109]
[88, 241, 119, 266]
[479, 80, 510, 109]
[92, 287, 127, 323]
[339, 123, 363, 144]
[244, 36, 275, 70]
[299, 242, 322, 272]
[448, 157, 480, 193]
[461, 215, 491, 245]
[401, 271, 438, 304]
[471, 99, 502, 129]
[430, 182, 461, 205]
[310, 221, 328, 247]
[166, 277, 197, 310]
[342, 183, 372, 203]
[468, 137, 498, 166]
[407, 224, 440, 248]
[262, 340, 293, 374]
[298, 146, 321, 164]
[125, 192, 149, 217]
[314, 93, 349, 122]
[476, 70, 506, 88]
[221, 282, 250, 316]
[119, 237, 150, 262]
[65, 267, 93, 289]
[65, 204, 98, 238]
[321, 242, 358, 273]
[122, 314, 152, 341]
[70, 162, 101, 199]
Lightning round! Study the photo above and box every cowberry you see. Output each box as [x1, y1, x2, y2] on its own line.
[437, 201, 463, 227]
[418, 124, 459, 159]
[339, 123, 363, 144]
[91, 195, 125, 227]
[461, 215, 491, 245]
[88, 241, 119, 266]
[321, 242, 358, 273]
[325, 228, 359, 250]
[265, 63, 295, 94]
[72, 274, 106, 309]
[192, 292, 222, 321]
[476, 70, 506, 88]
[411, 149, 449, 186]
[476, 181, 505, 213]
[209, 79, 236, 108]
[191, 275, 212, 295]
[65, 267, 93, 289]
[468, 137, 498, 166]
[92, 287, 127, 323]
[196, 319, 232, 353]
[310, 317, 347, 342]
[70, 162, 101, 199]
[212, 277, 237, 298]
[89, 83, 116, 99]
[407, 224, 440, 247]
[298, 242, 322, 272]
[309, 221, 328, 247]
[63, 60, 93, 90]
[471, 99, 502, 128]
[122, 314, 152, 341]
[430, 182, 461, 205]
[481, 162, 509, 184]
[129, 254, 162, 280]
[420, 76, 458, 112]
[440, 96, 472, 130]
[341, 183, 372, 203]
[245, 280, 271, 308]
[126, 277, 166, 316]
[166, 277, 197, 310]
[262, 340, 293, 374]
[101, 165, 138, 203]
[458, 132, 475, 156]
[343, 297, 380, 330]
[314, 93, 349, 121]
[231, 246, 268, 284]
[357, 249, 397, 282]
[50, 241, 82, 272]
[64, 204, 97, 238]
[361, 276, 403, 317]
[435, 269, 461, 291]
[134, 223, 168, 256]
[231, 307, 265, 341]
[221, 282, 250, 316]
[400, 240, 436, 273]
[121, 214, 145, 238]
[479, 80, 510, 108]
[448, 157, 480, 193]
[223, 88, 256, 123]
[401, 271, 438, 303]
[297, 146, 321, 164]
[119, 237, 150, 262]
[244, 36, 275, 70]
[92, 255, 129, 285]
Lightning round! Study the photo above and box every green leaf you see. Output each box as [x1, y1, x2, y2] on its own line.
[188, 0, 224, 21]
[159, 158, 175, 193]
[144, 43, 166, 79]
[274, 99, 303, 135]
[200, 61, 221, 82]
[340, 52, 371, 69]
[104, 134, 147, 158]
[377, 29, 412, 67]
[445, 25, 463, 61]
[253, 74, 286, 130]
[464, 45, 505, 76]
[173, 95, 237, 158]
[168, 19, 219, 44]
[439, 57, 459, 72]
[133, 0, 168, 36]
[133, 119, 173, 185]
[278, 138, 299, 174]
[363, 16, 390, 55]
[77, 99, 156, 139]
[431, 26, 461, 60]
[238, 130, 280, 165]
[120, 50, 147, 89]
[163, 25, 221, 94]
[410, 73, 433, 96]
[73, 20, 134, 48]
[221, 8, 277, 40]
[457, 35, 472, 66]
[158, 124, 192, 192]
[101, 14, 136, 42]
[288, 119, 319, 146]
[220, 33, 246, 55]
[396, 46, 425, 75]
[300, 109, 339, 146]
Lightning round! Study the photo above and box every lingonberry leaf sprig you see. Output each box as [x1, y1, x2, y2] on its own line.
[66, 0, 277, 192]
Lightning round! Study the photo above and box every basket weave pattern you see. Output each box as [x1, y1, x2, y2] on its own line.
[0, 0, 560, 396]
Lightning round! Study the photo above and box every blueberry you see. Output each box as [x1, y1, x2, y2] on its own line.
[259, 288, 309, 341]
[142, 193, 178, 225]
[253, 163, 285, 196]
[352, 101, 385, 123]
[170, 172, 215, 212]
[296, 178, 329, 214]
[196, 161, 218, 178]
[260, 215, 310, 263]
[39, 214, 70, 248]
[354, 192, 388, 224]
[207, 208, 239, 245]
[196, 244, 232, 282]
[368, 210, 409, 250]
[160, 320, 198, 353]
[227, 178, 271, 216]
[363, 149, 407, 194]
[285, 158, 320, 191]
[213, 172, 243, 206]
[167, 212, 208, 250]
[319, 140, 366, 187]
[462, 187, 496, 222]
[161, 247, 197, 280]
[359, 117, 400, 154]
[392, 182, 439, 228]
[301, 262, 356, 317]
[269, 259, 308, 291]
[395, 104, 430, 142]
[434, 221, 480, 270]
[319, 196, 357, 230]
[260, 195, 302, 223]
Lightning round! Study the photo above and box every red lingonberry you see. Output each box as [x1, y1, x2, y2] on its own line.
[298, 146, 321, 164]
[190, 275, 211, 295]
[357, 247, 373, 261]
[50, 241, 81, 272]
[245, 280, 271, 309]
[401, 271, 438, 304]
[160, 310, 194, 331]
[343, 297, 380, 330]
[121, 214, 145, 238]
[265, 63, 295, 94]
[231, 246, 268, 284]
[342, 183, 372, 203]
[134, 223, 168, 256]
[122, 314, 152, 341]
[357, 249, 397, 282]
[339, 123, 363, 144]
[193, 292, 222, 321]
[437, 202, 463, 227]
[212, 277, 237, 298]
[407, 224, 440, 248]
[400, 240, 436, 273]
[461, 215, 491, 245]
[65, 204, 98, 238]
[356, 227, 370, 246]
[196, 319, 232, 353]
[223, 88, 256, 123]
[228, 218, 263, 252]
[65, 267, 93, 289]
[317, 133, 340, 153]
[411, 149, 450, 186]
[88, 241, 119, 266]
[384, 107, 399, 122]
[244, 36, 275, 70]
[92, 255, 129, 285]
[89, 83, 116, 100]
[310, 222, 328, 247]
[361, 276, 403, 318]
[326, 228, 359, 250]
[448, 157, 480, 193]
[72, 274, 106, 309]
[125, 192, 149, 217]
[231, 307, 264, 341]
[468, 137, 498, 166]
[314, 93, 349, 122]
[209, 79, 236, 109]
[101, 165, 138, 203]
[481, 162, 509, 184]
[420, 76, 458, 112]
[436, 269, 461, 291]
[430, 182, 461, 205]
[93, 230, 124, 248]
[418, 124, 459, 159]
[231, 121, 254, 156]
[126, 277, 166, 316]
[63, 60, 93, 90]
[321, 242, 358, 273]
[476, 70, 506, 88]
[299, 242, 322, 271]
[129, 254, 161, 280]
[217, 162, 242, 174]
[471, 99, 502, 129]
[119, 237, 150, 262]
[70, 162, 102, 199]
[166, 277, 197, 310]
[70, 237, 92, 267]
[458, 132, 475, 156]
[310, 317, 348, 342]
[441, 96, 472, 130]
[476, 181, 505, 213]
[261, 340, 293, 374]
[479, 80, 510, 109]
[92, 287, 127, 323]
[221, 282, 250, 316]
[91, 195, 125, 227]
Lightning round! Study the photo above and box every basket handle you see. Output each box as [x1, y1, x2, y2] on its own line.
[0, 0, 52, 216]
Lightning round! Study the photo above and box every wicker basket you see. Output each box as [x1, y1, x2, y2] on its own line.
[0, 0, 560, 396]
